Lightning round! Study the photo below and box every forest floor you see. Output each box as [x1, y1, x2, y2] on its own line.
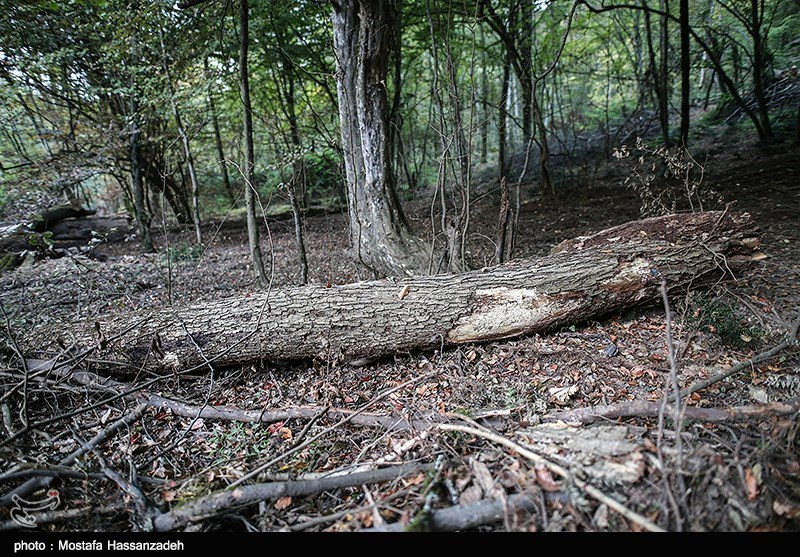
[0, 128, 798, 532]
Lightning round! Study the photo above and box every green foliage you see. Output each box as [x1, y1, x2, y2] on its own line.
[686, 295, 765, 349]
[160, 241, 203, 265]
[207, 423, 273, 467]
[1, 0, 796, 230]
[303, 150, 344, 201]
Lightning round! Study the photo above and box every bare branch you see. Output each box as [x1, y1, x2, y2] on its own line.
[153, 462, 431, 531]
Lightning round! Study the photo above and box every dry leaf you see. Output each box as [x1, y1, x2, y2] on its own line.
[471, 460, 497, 497]
[593, 504, 609, 529]
[402, 472, 426, 487]
[274, 496, 292, 510]
[534, 466, 560, 492]
[279, 427, 293, 440]
[161, 489, 176, 502]
[773, 500, 800, 518]
[549, 385, 578, 403]
[745, 468, 759, 500]
[397, 285, 410, 300]
[358, 511, 373, 528]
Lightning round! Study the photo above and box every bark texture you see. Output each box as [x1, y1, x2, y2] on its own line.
[332, 0, 433, 276]
[69, 211, 760, 373]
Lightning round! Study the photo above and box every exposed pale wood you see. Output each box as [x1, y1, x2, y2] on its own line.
[60, 211, 759, 372]
[546, 398, 800, 425]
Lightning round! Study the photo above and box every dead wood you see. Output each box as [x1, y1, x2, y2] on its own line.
[131, 393, 432, 431]
[28, 202, 96, 233]
[56, 211, 761, 372]
[439, 421, 665, 532]
[366, 491, 541, 532]
[677, 313, 800, 401]
[544, 398, 800, 425]
[152, 462, 431, 532]
[0, 504, 125, 532]
[0, 404, 147, 507]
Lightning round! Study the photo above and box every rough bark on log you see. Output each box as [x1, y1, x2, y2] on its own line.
[68, 211, 760, 372]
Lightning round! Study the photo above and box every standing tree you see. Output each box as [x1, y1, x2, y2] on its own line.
[679, 0, 690, 148]
[239, 0, 269, 286]
[331, 0, 435, 276]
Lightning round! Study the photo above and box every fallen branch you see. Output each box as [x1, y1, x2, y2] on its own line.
[0, 404, 147, 507]
[133, 390, 432, 431]
[366, 491, 540, 532]
[0, 504, 125, 532]
[545, 398, 800, 426]
[438, 422, 665, 532]
[152, 462, 431, 532]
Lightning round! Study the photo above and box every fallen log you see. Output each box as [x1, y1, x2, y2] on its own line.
[65, 211, 761, 372]
[28, 201, 96, 233]
[0, 202, 106, 271]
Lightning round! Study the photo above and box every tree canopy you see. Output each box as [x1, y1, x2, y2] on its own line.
[1, 0, 798, 276]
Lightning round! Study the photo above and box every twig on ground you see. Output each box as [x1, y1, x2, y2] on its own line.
[0, 504, 126, 531]
[437, 422, 665, 532]
[676, 312, 800, 401]
[0, 467, 107, 483]
[657, 281, 687, 531]
[364, 490, 541, 532]
[544, 398, 800, 425]
[153, 462, 431, 531]
[0, 404, 147, 507]
[99, 457, 159, 532]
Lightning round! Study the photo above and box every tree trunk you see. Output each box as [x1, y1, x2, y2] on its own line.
[749, 0, 773, 140]
[679, 0, 690, 148]
[128, 97, 154, 253]
[274, 24, 309, 286]
[70, 211, 761, 373]
[644, 2, 670, 148]
[331, 0, 433, 277]
[160, 28, 202, 246]
[657, 0, 672, 147]
[240, 0, 268, 287]
[204, 57, 235, 205]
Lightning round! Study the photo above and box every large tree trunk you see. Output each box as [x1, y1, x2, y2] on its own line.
[64, 211, 760, 373]
[331, 0, 433, 277]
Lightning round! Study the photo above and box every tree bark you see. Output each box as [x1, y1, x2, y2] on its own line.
[204, 57, 235, 205]
[239, 0, 268, 287]
[679, 0, 690, 148]
[128, 97, 154, 253]
[69, 211, 760, 373]
[331, 0, 433, 277]
[160, 27, 202, 246]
